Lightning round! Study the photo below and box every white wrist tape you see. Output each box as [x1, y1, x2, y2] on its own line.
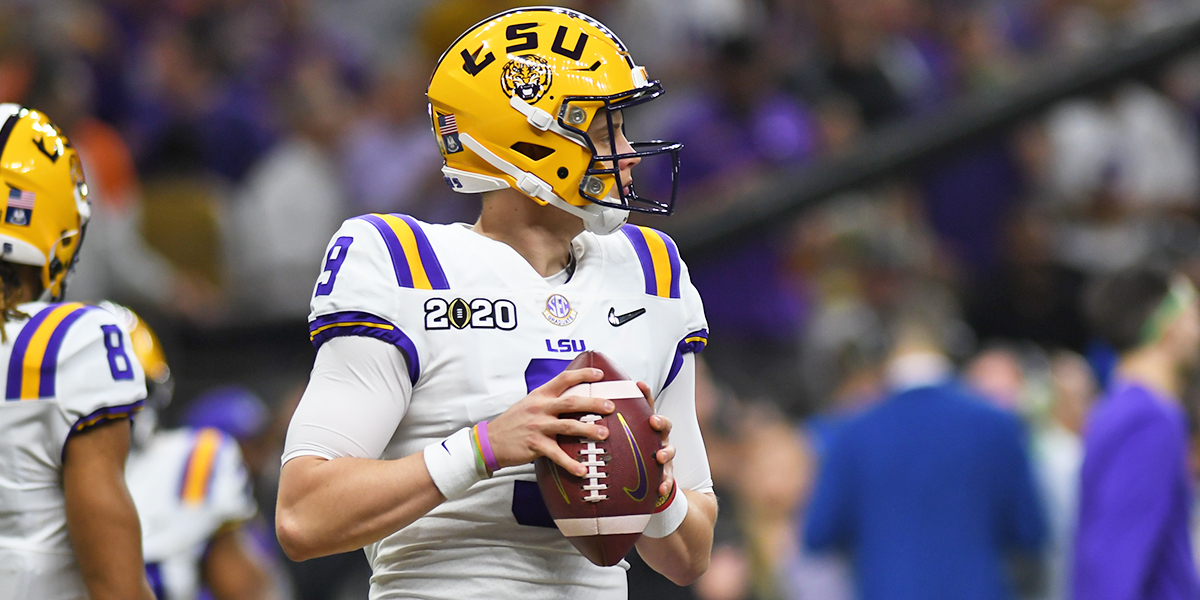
[642, 488, 689, 539]
[423, 428, 487, 500]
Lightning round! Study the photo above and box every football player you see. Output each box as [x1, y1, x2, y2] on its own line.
[0, 105, 153, 600]
[277, 7, 717, 597]
[109, 303, 280, 600]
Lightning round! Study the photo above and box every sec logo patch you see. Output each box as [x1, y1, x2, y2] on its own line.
[543, 294, 577, 326]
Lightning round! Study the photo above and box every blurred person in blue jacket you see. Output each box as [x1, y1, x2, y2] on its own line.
[1073, 267, 1200, 600]
[804, 304, 1046, 600]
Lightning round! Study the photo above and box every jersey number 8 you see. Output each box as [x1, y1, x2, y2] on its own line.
[100, 324, 135, 381]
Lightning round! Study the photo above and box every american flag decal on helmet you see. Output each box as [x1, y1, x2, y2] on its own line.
[5, 187, 34, 226]
[7, 187, 34, 209]
[438, 113, 458, 135]
[437, 112, 463, 154]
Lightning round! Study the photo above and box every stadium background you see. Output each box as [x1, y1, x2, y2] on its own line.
[5, 0, 1200, 598]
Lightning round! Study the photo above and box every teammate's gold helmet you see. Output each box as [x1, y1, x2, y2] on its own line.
[100, 301, 173, 410]
[427, 7, 682, 235]
[0, 105, 90, 301]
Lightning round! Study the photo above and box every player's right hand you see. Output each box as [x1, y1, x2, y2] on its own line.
[486, 367, 614, 476]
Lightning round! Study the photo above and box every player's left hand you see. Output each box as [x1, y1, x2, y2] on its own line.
[638, 381, 675, 498]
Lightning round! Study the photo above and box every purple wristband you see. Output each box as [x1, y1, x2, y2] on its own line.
[477, 421, 500, 473]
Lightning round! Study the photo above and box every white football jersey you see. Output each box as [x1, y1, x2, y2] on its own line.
[307, 215, 708, 599]
[0, 301, 147, 600]
[126, 427, 257, 600]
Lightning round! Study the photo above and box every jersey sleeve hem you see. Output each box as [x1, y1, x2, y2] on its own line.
[663, 329, 708, 389]
[309, 311, 420, 382]
[62, 399, 145, 459]
[69, 399, 145, 434]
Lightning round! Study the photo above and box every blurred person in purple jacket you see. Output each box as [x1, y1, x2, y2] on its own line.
[1074, 267, 1200, 600]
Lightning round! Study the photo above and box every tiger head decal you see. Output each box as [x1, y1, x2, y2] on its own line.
[501, 54, 553, 104]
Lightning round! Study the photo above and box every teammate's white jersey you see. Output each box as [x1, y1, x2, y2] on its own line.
[292, 215, 710, 599]
[126, 426, 257, 600]
[0, 301, 147, 600]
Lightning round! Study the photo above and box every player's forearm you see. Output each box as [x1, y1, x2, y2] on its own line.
[276, 454, 445, 560]
[65, 483, 155, 600]
[204, 527, 280, 600]
[63, 421, 155, 600]
[635, 490, 718, 586]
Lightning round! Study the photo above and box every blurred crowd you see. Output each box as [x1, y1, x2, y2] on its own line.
[9, 0, 1200, 598]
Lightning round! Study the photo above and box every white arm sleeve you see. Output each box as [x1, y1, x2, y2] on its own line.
[282, 336, 412, 463]
[655, 353, 714, 495]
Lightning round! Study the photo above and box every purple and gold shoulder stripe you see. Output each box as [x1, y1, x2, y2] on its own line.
[69, 400, 145, 436]
[356, 214, 450, 291]
[309, 311, 420, 383]
[665, 329, 709, 389]
[179, 427, 224, 506]
[621, 225, 681, 299]
[6, 303, 95, 401]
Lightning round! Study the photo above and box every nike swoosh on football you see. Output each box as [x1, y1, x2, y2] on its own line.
[618, 413, 650, 502]
[608, 307, 646, 327]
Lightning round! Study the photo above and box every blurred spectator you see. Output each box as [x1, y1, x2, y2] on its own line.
[737, 411, 853, 600]
[657, 36, 818, 205]
[965, 207, 1091, 352]
[1034, 351, 1098, 600]
[805, 305, 1046, 600]
[690, 368, 853, 600]
[338, 48, 471, 222]
[964, 342, 1030, 413]
[1074, 267, 1200, 600]
[223, 50, 352, 322]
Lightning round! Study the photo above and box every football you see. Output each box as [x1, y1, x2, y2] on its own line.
[535, 351, 663, 567]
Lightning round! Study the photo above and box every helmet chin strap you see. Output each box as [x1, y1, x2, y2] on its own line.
[458, 132, 628, 235]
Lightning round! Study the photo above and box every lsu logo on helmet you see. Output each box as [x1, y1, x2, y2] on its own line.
[0, 104, 89, 301]
[501, 54, 553, 103]
[427, 7, 683, 235]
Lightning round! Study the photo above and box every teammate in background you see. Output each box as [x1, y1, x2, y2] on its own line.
[109, 303, 281, 600]
[0, 105, 153, 600]
[277, 7, 717, 597]
[1074, 267, 1200, 600]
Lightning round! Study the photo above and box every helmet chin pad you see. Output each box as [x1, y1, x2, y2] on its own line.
[545, 195, 628, 235]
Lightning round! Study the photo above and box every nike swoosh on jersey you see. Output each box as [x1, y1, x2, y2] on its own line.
[607, 307, 646, 327]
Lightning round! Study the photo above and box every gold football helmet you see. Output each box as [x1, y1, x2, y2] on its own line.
[101, 301, 173, 447]
[0, 105, 90, 300]
[427, 7, 681, 234]
[100, 301, 173, 409]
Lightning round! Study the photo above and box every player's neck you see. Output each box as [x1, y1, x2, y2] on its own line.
[1118, 345, 1185, 401]
[474, 190, 583, 277]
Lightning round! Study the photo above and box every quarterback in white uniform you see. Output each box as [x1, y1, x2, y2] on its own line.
[0, 105, 153, 600]
[278, 8, 717, 599]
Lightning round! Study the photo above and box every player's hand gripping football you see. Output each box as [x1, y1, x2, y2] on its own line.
[487, 367, 614, 477]
[639, 381, 676, 499]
